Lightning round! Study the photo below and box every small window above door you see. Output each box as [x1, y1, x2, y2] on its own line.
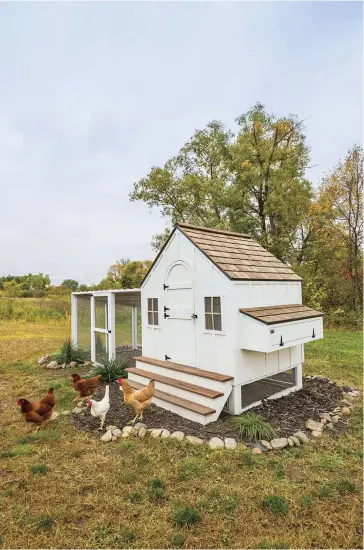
[147, 298, 159, 326]
[204, 297, 222, 331]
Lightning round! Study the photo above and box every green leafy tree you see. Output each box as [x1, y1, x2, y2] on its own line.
[2, 280, 24, 297]
[230, 103, 312, 260]
[61, 279, 79, 292]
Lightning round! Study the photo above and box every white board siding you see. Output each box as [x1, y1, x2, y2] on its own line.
[142, 229, 235, 375]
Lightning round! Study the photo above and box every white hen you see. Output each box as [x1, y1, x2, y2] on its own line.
[87, 385, 110, 430]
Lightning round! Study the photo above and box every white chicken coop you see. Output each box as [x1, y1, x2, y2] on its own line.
[71, 223, 323, 425]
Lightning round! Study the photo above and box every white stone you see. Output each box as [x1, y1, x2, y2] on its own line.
[61, 410, 71, 415]
[100, 431, 112, 442]
[341, 407, 351, 416]
[252, 447, 262, 454]
[305, 419, 323, 432]
[46, 360, 58, 368]
[50, 411, 60, 421]
[319, 412, 331, 421]
[290, 436, 301, 446]
[270, 438, 289, 450]
[208, 437, 224, 449]
[171, 431, 185, 442]
[133, 422, 147, 431]
[69, 361, 77, 368]
[160, 429, 171, 439]
[121, 432, 130, 438]
[311, 430, 322, 438]
[151, 429, 163, 438]
[320, 418, 327, 424]
[106, 425, 118, 432]
[72, 407, 83, 414]
[138, 427, 147, 438]
[37, 355, 51, 365]
[224, 438, 237, 450]
[112, 429, 122, 438]
[122, 426, 136, 434]
[326, 422, 334, 430]
[260, 440, 273, 450]
[293, 431, 309, 444]
[112, 436, 118, 441]
[287, 437, 295, 447]
[185, 435, 204, 445]
[331, 416, 339, 424]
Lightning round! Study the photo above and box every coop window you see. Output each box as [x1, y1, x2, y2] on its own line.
[204, 297, 222, 331]
[241, 368, 297, 408]
[147, 298, 159, 326]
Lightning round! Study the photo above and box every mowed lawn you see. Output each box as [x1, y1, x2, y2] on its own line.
[0, 322, 362, 549]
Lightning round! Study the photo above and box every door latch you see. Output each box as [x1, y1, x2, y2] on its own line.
[312, 328, 316, 338]
[163, 284, 169, 290]
[191, 313, 198, 319]
[108, 330, 111, 334]
[165, 355, 171, 361]
[279, 336, 284, 346]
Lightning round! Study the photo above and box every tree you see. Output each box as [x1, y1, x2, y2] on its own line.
[230, 103, 312, 261]
[130, 121, 234, 249]
[2, 280, 24, 298]
[61, 279, 79, 292]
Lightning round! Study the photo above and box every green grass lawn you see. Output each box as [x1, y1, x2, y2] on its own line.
[0, 324, 362, 549]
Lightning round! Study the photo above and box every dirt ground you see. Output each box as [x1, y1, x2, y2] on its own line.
[71, 377, 346, 440]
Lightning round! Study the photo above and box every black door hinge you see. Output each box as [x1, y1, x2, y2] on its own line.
[164, 312, 170, 318]
[279, 336, 284, 347]
[164, 306, 170, 319]
[191, 313, 198, 319]
[312, 328, 316, 338]
[165, 354, 171, 361]
[164, 306, 170, 312]
[163, 284, 169, 290]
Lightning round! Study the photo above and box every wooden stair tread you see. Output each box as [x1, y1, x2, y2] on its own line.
[126, 367, 224, 399]
[127, 380, 216, 416]
[135, 356, 233, 382]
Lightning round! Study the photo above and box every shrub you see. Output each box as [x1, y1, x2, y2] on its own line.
[261, 495, 288, 516]
[128, 491, 142, 503]
[316, 485, 335, 499]
[149, 487, 165, 502]
[230, 412, 277, 441]
[258, 541, 290, 549]
[52, 339, 88, 365]
[87, 358, 127, 382]
[300, 493, 313, 508]
[147, 478, 165, 490]
[34, 515, 54, 531]
[171, 503, 201, 527]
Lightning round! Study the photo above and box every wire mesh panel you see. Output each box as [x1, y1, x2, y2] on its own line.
[95, 332, 108, 364]
[115, 302, 133, 348]
[77, 295, 91, 352]
[241, 368, 297, 408]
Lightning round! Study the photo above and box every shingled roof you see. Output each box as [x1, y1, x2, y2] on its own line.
[177, 223, 301, 282]
[240, 304, 322, 324]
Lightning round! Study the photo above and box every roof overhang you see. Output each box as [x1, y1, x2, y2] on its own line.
[240, 304, 323, 325]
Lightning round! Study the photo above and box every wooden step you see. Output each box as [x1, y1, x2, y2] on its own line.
[126, 367, 224, 399]
[127, 380, 216, 416]
[134, 356, 233, 382]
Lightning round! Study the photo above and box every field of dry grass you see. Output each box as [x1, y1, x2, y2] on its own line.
[0, 319, 362, 549]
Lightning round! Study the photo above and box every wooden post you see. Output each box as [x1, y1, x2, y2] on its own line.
[71, 294, 78, 346]
[108, 292, 116, 360]
[90, 295, 95, 363]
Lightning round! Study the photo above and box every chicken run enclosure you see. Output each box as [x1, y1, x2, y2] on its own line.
[71, 290, 142, 367]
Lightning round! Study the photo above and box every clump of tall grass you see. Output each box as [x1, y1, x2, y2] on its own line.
[87, 358, 127, 381]
[52, 339, 88, 364]
[230, 412, 277, 441]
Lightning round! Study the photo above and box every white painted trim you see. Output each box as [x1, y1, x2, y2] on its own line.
[71, 294, 78, 346]
[132, 305, 138, 349]
[90, 295, 96, 363]
[108, 293, 116, 360]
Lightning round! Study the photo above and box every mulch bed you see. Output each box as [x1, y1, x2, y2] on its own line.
[71, 377, 347, 441]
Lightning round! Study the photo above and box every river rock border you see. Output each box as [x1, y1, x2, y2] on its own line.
[67, 375, 361, 454]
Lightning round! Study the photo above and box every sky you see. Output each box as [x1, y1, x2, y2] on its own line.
[0, 1, 362, 285]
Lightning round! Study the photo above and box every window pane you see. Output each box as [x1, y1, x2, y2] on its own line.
[204, 297, 212, 313]
[148, 312, 153, 325]
[213, 314, 222, 331]
[153, 298, 158, 313]
[154, 312, 159, 326]
[213, 297, 221, 313]
[147, 298, 152, 312]
[205, 314, 213, 330]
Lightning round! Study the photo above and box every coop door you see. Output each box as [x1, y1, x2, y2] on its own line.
[91, 293, 114, 364]
[163, 261, 197, 367]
